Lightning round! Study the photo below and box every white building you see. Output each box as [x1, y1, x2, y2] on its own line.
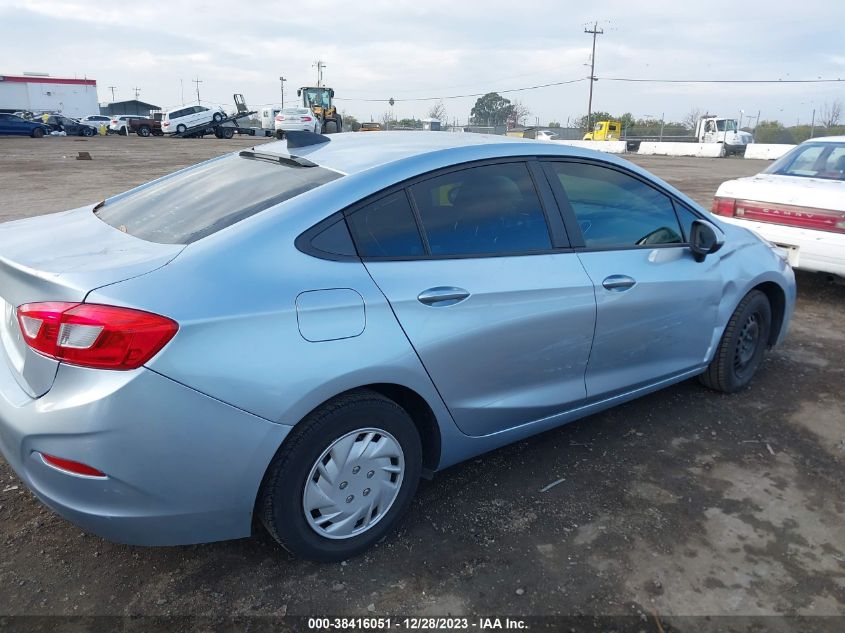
[0, 74, 99, 118]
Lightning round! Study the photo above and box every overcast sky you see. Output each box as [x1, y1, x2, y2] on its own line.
[1, 0, 843, 126]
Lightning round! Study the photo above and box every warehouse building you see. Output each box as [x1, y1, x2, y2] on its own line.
[100, 100, 161, 116]
[0, 73, 98, 118]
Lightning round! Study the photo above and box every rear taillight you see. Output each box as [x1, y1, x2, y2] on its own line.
[727, 199, 845, 234]
[16, 302, 178, 370]
[300, 116, 312, 122]
[162, 121, 169, 127]
[712, 197, 737, 217]
[275, 115, 284, 121]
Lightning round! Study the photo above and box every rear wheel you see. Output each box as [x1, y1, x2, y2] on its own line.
[700, 290, 771, 393]
[176, 124, 187, 134]
[212, 112, 224, 123]
[275, 129, 284, 140]
[82, 127, 94, 137]
[324, 119, 338, 134]
[220, 127, 234, 139]
[259, 389, 422, 561]
[32, 127, 44, 138]
[137, 125, 151, 137]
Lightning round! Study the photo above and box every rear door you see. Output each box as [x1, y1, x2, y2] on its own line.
[350, 160, 596, 437]
[543, 160, 723, 399]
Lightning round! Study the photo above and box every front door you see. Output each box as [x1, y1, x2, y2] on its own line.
[348, 161, 597, 437]
[544, 160, 723, 399]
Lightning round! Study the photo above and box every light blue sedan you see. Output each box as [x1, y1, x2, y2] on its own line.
[0, 131, 795, 560]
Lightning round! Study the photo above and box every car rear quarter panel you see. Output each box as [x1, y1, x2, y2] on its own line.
[84, 206, 457, 451]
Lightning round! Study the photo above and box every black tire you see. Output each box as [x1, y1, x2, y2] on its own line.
[212, 112, 224, 123]
[275, 129, 285, 140]
[32, 127, 44, 138]
[259, 389, 422, 562]
[220, 127, 234, 139]
[137, 125, 151, 137]
[324, 119, 338, 134]
[699, 290, 771, 393]
[82, 127, 94, 137]
[176, 124, 187, 134]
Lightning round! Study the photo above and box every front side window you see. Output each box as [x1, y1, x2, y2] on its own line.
[550, 162, 684, 248]
[409, 162, 552, 256]
[96, 153, 343, 244]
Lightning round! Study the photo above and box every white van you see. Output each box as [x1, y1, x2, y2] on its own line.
[162, 105, 225, 134]
[260, 105, 284, 130]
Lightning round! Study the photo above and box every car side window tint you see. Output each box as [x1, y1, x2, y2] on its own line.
[550, 162, 683, 248]
[409, 162, 552, 256]
[347, 191, 425, 257]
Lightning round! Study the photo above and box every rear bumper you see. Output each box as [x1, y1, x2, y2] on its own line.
[719, 217, 845, 277]
[0, 360, 290, 545]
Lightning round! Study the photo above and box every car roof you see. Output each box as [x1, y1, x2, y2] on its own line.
[254, 131, 629, 176]
[801, 136, 845, 144]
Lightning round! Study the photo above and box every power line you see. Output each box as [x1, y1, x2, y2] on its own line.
[334, 77, 589, 103]
[333, 75, 841, 105]
[600, 77, 843, 83]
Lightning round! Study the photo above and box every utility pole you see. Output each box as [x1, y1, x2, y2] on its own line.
[192, 77, 202, 105]
[107, 85, 116, 102]
[279, 76, 286, 107]
[584, 21, 603, 133]
[313, 60, 326, 87]
[180, 79, 185, 105]
[132, 87, 141, 100]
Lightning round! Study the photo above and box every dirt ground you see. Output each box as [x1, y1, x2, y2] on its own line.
[0, 135, 843, 627]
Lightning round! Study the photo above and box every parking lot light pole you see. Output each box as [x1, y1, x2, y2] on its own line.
[279, 76, 286, 108]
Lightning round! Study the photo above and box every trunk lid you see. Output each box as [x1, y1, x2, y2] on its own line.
[0, 205, 183, 397]
[719, 174, 845, 213]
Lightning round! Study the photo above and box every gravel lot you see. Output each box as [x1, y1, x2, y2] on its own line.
[0, 135, 843, 626]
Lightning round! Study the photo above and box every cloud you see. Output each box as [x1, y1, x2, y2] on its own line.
[1, 0, 843, 123]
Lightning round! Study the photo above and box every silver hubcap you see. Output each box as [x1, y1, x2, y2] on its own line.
[303, 428, 404, 540]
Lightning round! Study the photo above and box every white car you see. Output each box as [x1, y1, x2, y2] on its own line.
[80, 114, 111, 130]
[535, 130, 561, 141]
[161, 105, 226, 135]
[109, 114, 144, 134]
[274, 107, 321, 137]
[713, 136, 845, 278]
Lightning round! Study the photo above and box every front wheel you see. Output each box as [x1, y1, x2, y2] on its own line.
[32, 127, 44, 138]
[700, 290, 771, 393]
[259, 389, 422, 561]
[137, 125, 151, 137]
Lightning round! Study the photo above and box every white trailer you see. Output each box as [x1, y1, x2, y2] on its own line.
[0, 74, 99, 118]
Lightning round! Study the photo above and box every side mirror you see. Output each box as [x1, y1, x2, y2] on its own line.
[297, 89, 302, 97]
[690, 220, 725, 262]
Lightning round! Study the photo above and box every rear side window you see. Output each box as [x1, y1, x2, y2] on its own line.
[550, 162, 683, 248]
[409, 162, 552, 256]
[96, 154, 343, 244]
[347, 191, 425, 257]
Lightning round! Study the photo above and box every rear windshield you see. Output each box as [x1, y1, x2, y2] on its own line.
[95, 153, 342, 244]
[764, 142, 845, 181]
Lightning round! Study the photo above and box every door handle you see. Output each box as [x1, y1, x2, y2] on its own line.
[417, 287, 470, 307]
[601, 275, 636, 291]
